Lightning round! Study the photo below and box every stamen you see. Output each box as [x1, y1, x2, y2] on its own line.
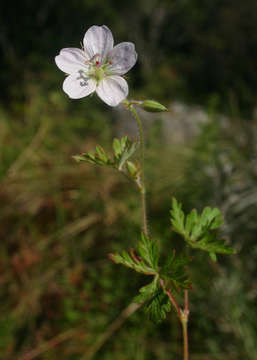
[90, 54, 101, 66]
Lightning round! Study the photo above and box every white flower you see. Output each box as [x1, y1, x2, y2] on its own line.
[55, 25, 137, 106]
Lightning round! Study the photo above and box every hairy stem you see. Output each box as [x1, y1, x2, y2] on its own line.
[129, 105, 148, 236]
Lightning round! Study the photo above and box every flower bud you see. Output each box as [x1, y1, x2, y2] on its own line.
[141, 100, 168, 113]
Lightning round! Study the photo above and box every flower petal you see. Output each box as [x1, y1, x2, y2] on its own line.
[96, 76, 128, 106]
[55, 48, 89, 74]
[107, 42, 137, 75]
[63, 73, 96, 99]
[83, 25, 114, 63]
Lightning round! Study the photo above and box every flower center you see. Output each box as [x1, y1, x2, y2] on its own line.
[93, 66, 105, 83]
[82, 54, 112, 85]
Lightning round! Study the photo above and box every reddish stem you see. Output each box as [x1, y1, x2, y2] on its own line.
[159, 279, 181, 316]
[184, 289, 189, 314]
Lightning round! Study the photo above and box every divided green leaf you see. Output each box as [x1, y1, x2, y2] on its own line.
[170, 197, 236, 258]
[109, 233, 159, 276]
[73, 136, 138, 175]
[144, 284, 171, 323]
[116, 138, 137, 170]
[134, 279, 171, 323]
[160, 251, 191, 290]
[111, 232, 191, 323]
[133, 280, 157, 303]
[138, 233, 159, 270]
[109, 233, 159, 275]
[170, 198, 185, 236]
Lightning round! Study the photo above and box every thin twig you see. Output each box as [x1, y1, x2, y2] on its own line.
[17, 299, 141, 360]
[18, 328, 80, 360]
[6, 121, 48, 178]
[37, 213, 101, 251]
[82, 302, 142, 360]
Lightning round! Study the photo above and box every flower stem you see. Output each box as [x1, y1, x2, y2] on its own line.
[129, 105, 148, 236]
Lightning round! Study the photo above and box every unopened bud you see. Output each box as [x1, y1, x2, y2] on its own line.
[141, 100, 168, 113]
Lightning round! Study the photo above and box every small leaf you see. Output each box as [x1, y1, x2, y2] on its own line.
[121, 136, 128, 150]
[134, 279, 171, 323]
[113, 138, 121, 157]
[160, 251, 191, 290]
[133, 280, 157, 303]
[87, 152, 95, 160]
[145, 285, 171, 323]
[138, 233, 159, 270]
[170, 197, 185, 236]
[209, 252, 217, 262]
[95, 146, 109, 163]
[127, 161, 138, 177]
[72, 155, 88, 162]
[191, 234, 236, 254]
[170, 198, 235, 257]
[185, 209, 197, 236]
[117, 141, 137, 170]
[109, 248, 156, 275]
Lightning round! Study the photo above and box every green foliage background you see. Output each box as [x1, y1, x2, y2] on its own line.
[0, 0, 257, 359]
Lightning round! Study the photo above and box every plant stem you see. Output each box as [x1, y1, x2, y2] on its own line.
[127, 101, 190, 360]
[181, 290, 189, 360]
[181, 315, 189, 360]
[160, 279, 190, 360]
[129, 105, 148, 236]
[159, 278, 181, 316]
[184, 289, 189, 314]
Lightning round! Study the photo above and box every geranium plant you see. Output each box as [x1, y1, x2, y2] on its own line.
[55, 25, 235, 360]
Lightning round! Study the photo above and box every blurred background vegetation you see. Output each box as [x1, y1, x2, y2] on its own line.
[1, 0, 257, 359]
